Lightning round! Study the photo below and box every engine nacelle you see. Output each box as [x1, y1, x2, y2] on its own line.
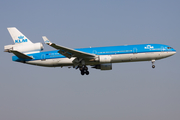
[92, 63, 112, 70]
[4, 42, 44, 53]
[95, 55, 112, 63]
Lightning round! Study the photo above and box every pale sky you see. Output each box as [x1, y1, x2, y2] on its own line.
[0, 0, 180, 120]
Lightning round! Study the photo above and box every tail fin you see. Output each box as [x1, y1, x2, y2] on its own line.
[7, 27, 33, 44]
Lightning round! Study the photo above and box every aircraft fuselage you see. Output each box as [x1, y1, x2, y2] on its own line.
[12, 44, 176, 67]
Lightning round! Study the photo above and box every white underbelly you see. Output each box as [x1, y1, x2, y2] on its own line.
[111, 52, 174, 63]
[26, 52, 175, 67]
[26, 58, 75, 67]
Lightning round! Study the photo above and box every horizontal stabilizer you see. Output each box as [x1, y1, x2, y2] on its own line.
[10, 50, 33, 59]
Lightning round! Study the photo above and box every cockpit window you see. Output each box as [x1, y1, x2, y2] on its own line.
[167, 47, 173, 49]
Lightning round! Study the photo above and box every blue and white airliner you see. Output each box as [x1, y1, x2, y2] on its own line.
[4, 27, 176, 75]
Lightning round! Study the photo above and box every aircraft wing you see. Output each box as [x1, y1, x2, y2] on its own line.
[42, 36, 95, 59]
[10, 50, 33, 59]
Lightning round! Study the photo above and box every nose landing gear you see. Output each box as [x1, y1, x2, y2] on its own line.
[151, 60, 155, 69]
[80, 66, 90, 75]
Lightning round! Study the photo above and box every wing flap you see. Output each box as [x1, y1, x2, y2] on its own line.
[42, 36, 95, 59]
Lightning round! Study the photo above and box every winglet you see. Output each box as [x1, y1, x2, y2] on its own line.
[42, 36, 52, 45]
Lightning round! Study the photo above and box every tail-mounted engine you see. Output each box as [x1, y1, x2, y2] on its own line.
[4, 42, 44, 53]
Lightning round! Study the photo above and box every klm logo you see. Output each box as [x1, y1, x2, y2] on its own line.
[15, 36, 28, 43]
[144, 45, 154, 49]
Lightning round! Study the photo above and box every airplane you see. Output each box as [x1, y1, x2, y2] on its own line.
[4, 27, 176, 75]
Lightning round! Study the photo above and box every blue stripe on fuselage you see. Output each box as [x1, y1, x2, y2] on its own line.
[12, 44, 176, 61]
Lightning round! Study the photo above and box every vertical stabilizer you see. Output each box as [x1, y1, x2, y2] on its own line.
[7, 27, 33, 44]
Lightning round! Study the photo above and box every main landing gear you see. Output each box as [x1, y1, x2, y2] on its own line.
[79, 66, 89, 75]
[151, 60, 155, 69]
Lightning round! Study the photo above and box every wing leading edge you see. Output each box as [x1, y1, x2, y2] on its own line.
[42, 36, 95, 59]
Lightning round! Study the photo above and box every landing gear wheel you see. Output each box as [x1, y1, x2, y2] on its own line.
[84, 66, 88, 70]
[79, 67, 83, 71]
[81, 71, 85, 75]
[151, 60, 155, 69]
[152, 65, 155, 68]
[79, 66, 90, 75]
[86, 71, 89, 75]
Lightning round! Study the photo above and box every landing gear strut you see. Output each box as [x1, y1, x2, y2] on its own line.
[80, 66, 89, 75]
[151, 60, 155, 69]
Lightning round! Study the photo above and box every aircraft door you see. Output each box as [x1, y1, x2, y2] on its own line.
[161, 46, 165, 52]
[41, 54, 46, 61]
[130, 48, 138, 61]
[133, 48, 137, 54]
[93, 50, 97, 55]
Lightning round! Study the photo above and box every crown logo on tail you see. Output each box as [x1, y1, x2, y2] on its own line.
[15, 36, 28, 43]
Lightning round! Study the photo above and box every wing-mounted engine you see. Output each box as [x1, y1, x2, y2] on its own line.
[92, 63, 112, 70]
[94, 55, 112, 63]
[4, 42, 44, 53]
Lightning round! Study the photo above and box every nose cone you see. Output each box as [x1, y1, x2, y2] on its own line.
[170, 48, 176, 55]
[171, 51, 176, 55]
[173, 48, 176, 54]
[169, 48, 176, 56]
